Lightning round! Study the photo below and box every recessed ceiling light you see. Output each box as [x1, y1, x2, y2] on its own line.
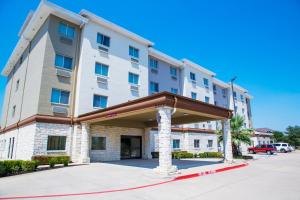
[183, 113, 189, 116]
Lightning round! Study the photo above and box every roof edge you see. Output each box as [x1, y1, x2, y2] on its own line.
[182, 59, 216, 76]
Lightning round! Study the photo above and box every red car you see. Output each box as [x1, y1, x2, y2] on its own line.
[248, 144, 276, 155]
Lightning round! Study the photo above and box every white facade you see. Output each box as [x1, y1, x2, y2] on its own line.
[0, 1, 252, 163]
[75, 20, 150, 116]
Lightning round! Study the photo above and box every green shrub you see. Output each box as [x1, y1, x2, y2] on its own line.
[172, 151, 194, 159]
[32, 155, 70, 167]
[198, 152, 223, 158]
[21, 161, 36, 172]
[48, 157, 57, 168]
[3, 160, 22, 174]
[0, 161, 6, 177]
[151, 152, 159, 158]
[0, 160, 37, 177]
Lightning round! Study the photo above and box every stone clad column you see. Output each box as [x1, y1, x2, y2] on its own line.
[154, 106, 177, 175]
[222, 119, 233, 163]
[80, 123, 90, 163]
[144, 128, 152, 159]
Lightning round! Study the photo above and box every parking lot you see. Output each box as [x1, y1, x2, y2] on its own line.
[0, 151, 299, 200]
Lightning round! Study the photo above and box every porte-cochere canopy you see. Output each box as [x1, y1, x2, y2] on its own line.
[76, 91, 232, 127]
[75, 91, 233, 175]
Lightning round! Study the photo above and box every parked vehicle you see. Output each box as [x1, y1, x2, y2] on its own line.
[273, 143, 291, 153]
[248, 144, 276, 155]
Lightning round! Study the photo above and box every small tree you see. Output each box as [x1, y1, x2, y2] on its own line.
[218, 115, 254, 156]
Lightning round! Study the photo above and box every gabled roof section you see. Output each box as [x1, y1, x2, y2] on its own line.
[182, 59, 216, 76]
[79, 9, 154, 47]
[1, 0, 88, 76]
[149, 48, 182, 67]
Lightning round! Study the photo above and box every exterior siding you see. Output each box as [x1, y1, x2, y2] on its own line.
[74, 21, 149, 116]
[38, 15, 81, 117]
[148, 56, 182, 95]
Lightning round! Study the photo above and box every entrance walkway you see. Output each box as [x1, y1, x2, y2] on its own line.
[0, 158, 235, 198]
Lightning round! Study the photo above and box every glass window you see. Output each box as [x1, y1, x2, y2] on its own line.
[149, 58, 158, 69]
[170, 66, 177, 77]
[242, 108, 245, 114]
[205, 96, 210, 103]
[97, 33, 110, 47]
[208, 140, 213, 148]
[47, 136, 66, 151]
[194, 139, 200, 148]
[203, 78, 209, 87]
[55, 54, 72, 70]
[171, 88, 178, 94]
[95, 63, 109, 77]
[129, 46, 139, 58]
[282, 144, 287, 147]
[190, 72, 196, 81]
[16, 79, 20, 92]
[234, 106, 238, 113]
[58, 22, 75, 39]
[91, 136, 106, 150]
[233, 91, 237, 99]
[241, 95, 244, 102]
[213, 84, 216, 92]
[222, 89, 226, 96]
[191, 92, 197, 100]
[150, 82, 159, 93]
[12, 105, 16, 117]
[93, 95, 108, 108]
[173, 139, 180, 149]
[128, 72, 139, 85]
[51, 88, 70, 105]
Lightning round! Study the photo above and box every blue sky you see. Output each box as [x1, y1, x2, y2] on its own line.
[0, 0, 299, 131]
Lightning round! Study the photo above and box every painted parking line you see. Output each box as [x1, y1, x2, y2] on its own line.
[0, 163, 248, 200]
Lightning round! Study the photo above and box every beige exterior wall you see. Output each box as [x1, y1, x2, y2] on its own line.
[37, 15, 81, 117]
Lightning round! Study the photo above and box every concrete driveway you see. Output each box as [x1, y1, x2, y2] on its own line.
[0, 152, 299, 200]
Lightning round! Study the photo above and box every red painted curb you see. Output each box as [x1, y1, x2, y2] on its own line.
[0, 163, 248, 200]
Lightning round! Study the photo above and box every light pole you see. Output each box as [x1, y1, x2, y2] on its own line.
[230, 76, 237, 116]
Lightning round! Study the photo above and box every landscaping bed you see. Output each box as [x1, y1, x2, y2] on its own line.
[0, 155, 70, 177]
[151, 151, 223, 159]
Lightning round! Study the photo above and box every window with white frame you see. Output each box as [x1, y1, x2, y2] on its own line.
[93, 95, 108, 108]
[203, 78, 209, 88]
[191, 92, 197, 100]
[51, 88, 70, 105]
[150, 82, 159, 93]
[149, 58, 158, 69]
[213, 84, 216, 93]
[129, 46, 139, 58]
[173, 139, 180, 149]
[233, 91, 237, 99]
[190, 72, 196, 82]
[95, 63, 109, 77]
[205, 96, 210, 103]
[241, 95, 244, 102]
[194, 139, 200, 148]
[97, 33, 110, 47]
[170, 66, 177, 78]
[207, 140, 213, 148]
[58, 22, 75, 39]
[91, 136, 106, 150]
[55, 54, 73, 70]
[47, 136, 66, 151]
[128, 72, 139, 85]
[222, 89, 227, 97]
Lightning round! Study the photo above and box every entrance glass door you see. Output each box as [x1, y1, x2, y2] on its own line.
[121, 136, 142, 159]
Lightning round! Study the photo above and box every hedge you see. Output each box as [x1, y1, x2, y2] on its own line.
[0, 160, 37, 177]
[32, 155, 70, 168]
[198, 152, 223, 158]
